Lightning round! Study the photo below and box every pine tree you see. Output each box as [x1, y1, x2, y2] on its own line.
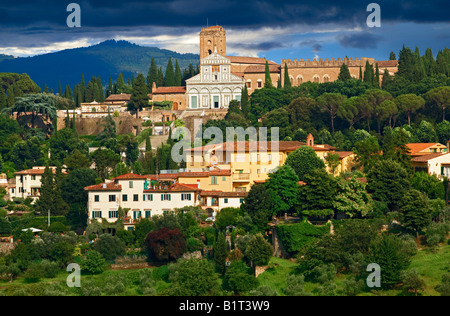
[165, 58, 175, 87]
[174, 60, 182, 86]
[381, 69, 391, 89]
[284, 63, 291, 88]
[397, 45, 416, 81]
[264, 61, 273, 88]
[423, 48, 437, 76]
[389, 52, 396, 60]
[43, 84, 49, 94]
[116, 73, 126, 93]
[147, 58, 158, 92]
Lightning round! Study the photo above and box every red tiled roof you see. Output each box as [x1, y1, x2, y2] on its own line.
[105, 94, 131, 101]
[406, 143, 443, 154]
[152, 86, 186, 94]
[185, 141, 335, 153]
[113, 173, 148, 180]
[375, 60, 399, 67]
[244, 64, 281, 73]
[228, 56, 278, 65]
[14, 168, 66, 175]
[199, 190, 248, 197]
[145, 174, 179, 181]
[143, 182, 201, 192]
[411, 153, 446, 162]
[84, 182, 122, 191]
[335, 151, 354, 159]
[178, 170, 231, 177]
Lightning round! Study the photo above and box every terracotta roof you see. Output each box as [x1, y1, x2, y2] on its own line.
[231, 72, 245, 78]
[185, 141, 335, 153]
[244, 64, 281, 73]
[145, 174, 179, 181]
[335, 151, 354, 159]
[84, 182, 122, 191]
[375, 60, 399, 67]
[228, 56, 278, 65]
[200, 190, 248, 197]
[406, 143, 444, 154]
[178, 170, 231, 177]
[152, 86, 186, 94]
[411, 153, 446, 162]
[14, 168, 66, 175]
[105, 94, 131, 102]
[144, 182, 201, 192]
[113, 173, 148, 180]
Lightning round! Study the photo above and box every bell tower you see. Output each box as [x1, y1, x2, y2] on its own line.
[200, 25, 226, 59]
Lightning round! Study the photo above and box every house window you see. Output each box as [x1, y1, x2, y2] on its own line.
[109, 195, 116, 202]
[122, 194, 128, 202]
[145, 210, 152, 218]
[161, 194, 171, 201]
[211, 176, 218, 185]
[147, 194, 153, 201]
[181, 193, 192, 201]
[133, 210, 142, 219]
[212, 198, 218, 206]
[109, 210, 118, 218]
[133, 194, 139, 202]
[129, 181, 133, 188]
[201, 197, 207, 206]
[222, 176, 226, 182]
[92, 211, 102, 219]
[240, 198, 244, 203]
[31, 175, 36, 181]
[257, 81, 262, 88]
[224, 198, 228, 204]
[246, 81, 251, 89]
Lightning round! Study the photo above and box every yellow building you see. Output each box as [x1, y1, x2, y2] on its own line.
[185, 136, 338, 192]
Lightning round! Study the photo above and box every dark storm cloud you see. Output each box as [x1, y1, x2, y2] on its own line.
[299, 40, 322, 53]
[338, 32, 381, 49]
[231, 41, 287, 51]
[0, 0, 448, 50]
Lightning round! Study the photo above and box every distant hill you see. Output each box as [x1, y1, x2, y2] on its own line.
[0, 40, 199, 91]
[0, 54, 14, 63]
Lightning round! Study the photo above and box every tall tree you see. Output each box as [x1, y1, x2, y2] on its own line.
[147, 58, 158, 92]
[317, 93, 347, 133]
[174, 60, 182, 86]
[264, 61, 273, 88]
[129, 74, 149, 118]
[395, 94, 425, 126]
[337, 63, 352, 81]
[240, 85, 249, 117]
[426, 86, 450, 121]
[284, 63, 291, 88]
[165, 58, 175, 87]
[389, 51, 397, 60]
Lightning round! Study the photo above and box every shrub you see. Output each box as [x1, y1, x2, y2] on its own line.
[186, 237, 204, 252]
[91, 234, 126, 261]
[48, 222, 68, 233]
[435, 273, 450, 296]
[284, 274, 311, 296]
[23, 263, 44, 283]
[223, 260, 258, 294]
[81, 250, 106, 274]
[145, 228, 186, 262]
[244, 234, 272, 267]
[276, 221, 330, 255]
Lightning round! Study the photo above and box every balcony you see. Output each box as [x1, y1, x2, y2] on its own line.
[232, 173, 250, 182]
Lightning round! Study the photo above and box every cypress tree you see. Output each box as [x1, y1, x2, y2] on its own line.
[0, 88, 7, 110]
[165, 58, 175, 87]
[157, 67, 165, 87]
[147, 58, 158, 92]
[80, 74, 86, 102]
[145, 135, 152, 152]
[359, 66, 363, 81]
[174, 60, 182, 86]
[43, 84, 49, 94]
[337, 63, 352, 81]
[240, 85, 249, 117]
[389, 51, 396, 60]
[423, 48, 437, 76]
[264, 61, 273, 88]
[363, 61, 375, 86]
[116, 73, 126, 93]
[375, 63, 380, 87]
[6, 85, 14, 107]
[58, 80, 62, 97]
[381, 69, 391, 89]
[284, 63, 291, 88]
[64, 84, 73, 100]
[130, 73, 149, 118]
[108, 77, 113, 97]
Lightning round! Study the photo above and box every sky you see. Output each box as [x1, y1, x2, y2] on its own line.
[0, 0, 449, 63]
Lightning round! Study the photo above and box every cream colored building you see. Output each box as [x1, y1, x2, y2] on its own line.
[411, 153, 450, 180]
[13, 167, 61, 203]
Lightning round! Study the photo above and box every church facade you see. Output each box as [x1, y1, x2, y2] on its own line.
[185, 48, 244, 109]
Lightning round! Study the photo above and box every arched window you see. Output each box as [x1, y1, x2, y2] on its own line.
[296, 75, 303, 86]
[323, 75, 330, 83]
[313, 75, 320, 83]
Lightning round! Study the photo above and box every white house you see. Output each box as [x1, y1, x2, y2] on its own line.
[411, 153, 450, 180]
[13, 167, 62, 203]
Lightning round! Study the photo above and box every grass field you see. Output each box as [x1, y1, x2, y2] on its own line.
[1, 244, 449, 296]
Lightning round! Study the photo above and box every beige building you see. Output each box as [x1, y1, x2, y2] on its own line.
[13, 167, 63, 203]
[411, 153, 450, 180]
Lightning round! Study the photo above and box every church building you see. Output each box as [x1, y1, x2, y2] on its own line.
[185, 47, 244, 109]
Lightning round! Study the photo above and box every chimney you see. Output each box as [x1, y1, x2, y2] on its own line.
[152, 81, 157, 91]
[306, 133, 314, 147]
[102, 183, 107, 189]
[197, 179, 201, 189]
